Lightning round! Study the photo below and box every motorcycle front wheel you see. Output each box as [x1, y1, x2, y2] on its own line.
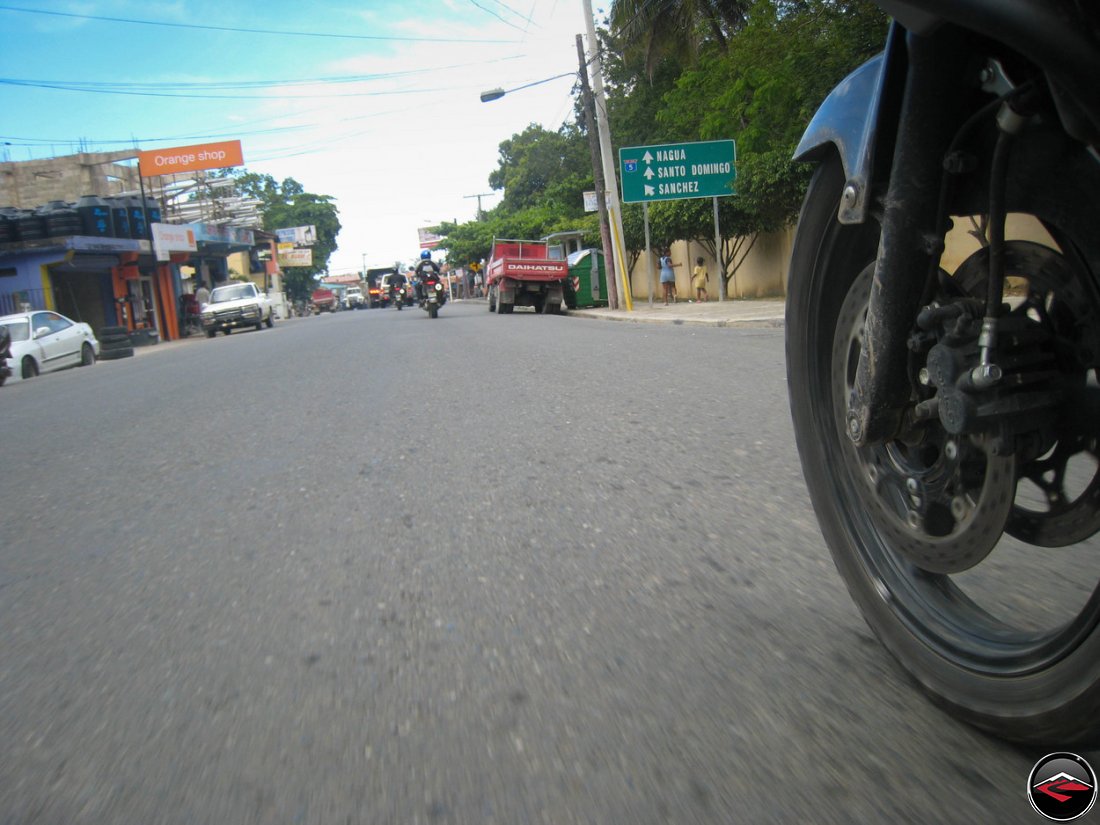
[786, 153, 1100, 745]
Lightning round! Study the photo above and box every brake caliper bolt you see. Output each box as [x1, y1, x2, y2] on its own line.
[944, 440, 958, 461]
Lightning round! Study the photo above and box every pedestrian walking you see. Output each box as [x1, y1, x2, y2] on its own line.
[692, 257, 709, 302]
[659, 250, 680, 305]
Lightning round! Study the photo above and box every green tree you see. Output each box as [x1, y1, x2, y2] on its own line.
[488, 124, 592, 217]
[233, 172, 342, 300]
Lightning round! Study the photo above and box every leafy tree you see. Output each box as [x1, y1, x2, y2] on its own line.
[488, 124, 592, 216]
[233, 172, 342, 300]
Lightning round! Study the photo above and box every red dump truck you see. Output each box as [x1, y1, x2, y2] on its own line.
[487, 238, 570, 315]
[310, 287, 338, 314]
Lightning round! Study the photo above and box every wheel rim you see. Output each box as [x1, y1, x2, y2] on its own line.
[819, 232, 1100, 678]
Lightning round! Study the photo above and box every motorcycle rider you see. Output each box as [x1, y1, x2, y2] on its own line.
[388, 268, 408, 307]
[414, 250, 441, 301]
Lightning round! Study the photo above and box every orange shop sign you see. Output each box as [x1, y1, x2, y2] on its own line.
[138, 140, 244, 177]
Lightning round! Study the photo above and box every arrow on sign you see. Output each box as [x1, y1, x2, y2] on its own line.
[644, 185, 655, 196]
[644, 167, 654, 179]
[643, 150, 654, 164]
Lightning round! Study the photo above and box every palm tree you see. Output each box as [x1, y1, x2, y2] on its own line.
[609, 0, 750, 78]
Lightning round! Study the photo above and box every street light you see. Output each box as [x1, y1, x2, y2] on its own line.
[478, 72, 576, 104]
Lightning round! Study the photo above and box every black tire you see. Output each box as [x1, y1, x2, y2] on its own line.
[532, 295, 546, 314]
[98, 325, 128, 338]
[428, 304, 438, 319]
[100, 346, 134, 360]
[266, 313, 275, 328]
[80, 342, 95, 366]
[99, 339, 131, 352]
[787, 152, 1100, 745]
[21, 356, 38, 379]
[98, 333, 131, 345]
[224, 328, 232, 335]
[488, 287, 497, 312]
[205, 329, 216, 339]
[255, 321, 263, 331]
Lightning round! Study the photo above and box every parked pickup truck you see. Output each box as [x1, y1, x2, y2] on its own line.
[201, 282, 274, 336]
[487, 238, 569, 315]
[311, 287, 338, 314]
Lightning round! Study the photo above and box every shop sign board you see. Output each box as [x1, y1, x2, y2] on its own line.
[138, 140, 244, 177]
[276, 226, 317, 246]
[619, 139, 736, 204]
[277, 248, 313, 267]
[583, 190, 598, 213]
[151, 223, 197, 261]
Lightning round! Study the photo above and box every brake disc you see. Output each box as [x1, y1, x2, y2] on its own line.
[953, 240, 1100, 547]
[832, 263, 1015, 574]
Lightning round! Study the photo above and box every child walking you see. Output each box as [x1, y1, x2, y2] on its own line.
[691, 257, 709, 302]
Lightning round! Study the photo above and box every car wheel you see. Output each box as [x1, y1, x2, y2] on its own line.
[205, 329, 216, 338]
[265, 313, 274, 328]
[21, 356, 38, 379]
[80, 342, 96, 366]
[224, 328, 232, 335]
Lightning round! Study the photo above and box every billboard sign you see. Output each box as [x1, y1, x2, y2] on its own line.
[276, 226, 317, 246]
[418, 227, 444, 249]
[138, 140, 244, 177]
[277, 248, 313, 267]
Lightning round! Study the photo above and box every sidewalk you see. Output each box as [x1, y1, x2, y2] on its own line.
[569, 296, 786, 328]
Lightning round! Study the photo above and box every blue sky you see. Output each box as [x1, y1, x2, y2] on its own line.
[0, 1, 593, 274]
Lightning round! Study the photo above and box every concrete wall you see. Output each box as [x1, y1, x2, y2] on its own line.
[0, 151, 143, 208]
[621, 212, 1051, 302]
[626, 226, 795, 302]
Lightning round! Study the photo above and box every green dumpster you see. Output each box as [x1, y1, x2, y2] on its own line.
[566, 248, 608, 308]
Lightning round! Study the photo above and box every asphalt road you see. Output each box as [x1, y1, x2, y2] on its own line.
[0, 301, 1090, 824]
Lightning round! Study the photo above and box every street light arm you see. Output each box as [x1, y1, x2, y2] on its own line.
[479, 71, 576, 103]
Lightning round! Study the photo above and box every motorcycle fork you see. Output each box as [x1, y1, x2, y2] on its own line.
[847, 30, 973, 446]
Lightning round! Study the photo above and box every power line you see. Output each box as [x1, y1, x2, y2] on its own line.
[0, 77, 479, 101]
[0, 4, 518, 45]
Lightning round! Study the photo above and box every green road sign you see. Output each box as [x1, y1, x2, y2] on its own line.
[619, 139, 737, 204]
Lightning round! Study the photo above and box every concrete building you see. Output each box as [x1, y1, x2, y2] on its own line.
[0, 150, 144, 208]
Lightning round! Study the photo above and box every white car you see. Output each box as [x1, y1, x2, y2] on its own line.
[0, 310, 100, 383]
[201, 282, 274, 336]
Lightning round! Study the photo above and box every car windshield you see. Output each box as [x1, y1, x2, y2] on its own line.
[210, 285, 253, 303]
[0, 319, 30, 341]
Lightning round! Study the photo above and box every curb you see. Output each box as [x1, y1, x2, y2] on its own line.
[568, 310, 785, 329]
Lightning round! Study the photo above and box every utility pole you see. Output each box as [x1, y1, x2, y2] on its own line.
[583, 0, 631, 310]
[463, 192, 495, 221]
[576, 33, 618, 311]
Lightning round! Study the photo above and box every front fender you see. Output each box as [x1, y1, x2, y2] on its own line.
[794, 23, 906, 225]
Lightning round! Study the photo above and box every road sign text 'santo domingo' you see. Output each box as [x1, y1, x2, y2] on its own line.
[619, 140, 736, 204]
